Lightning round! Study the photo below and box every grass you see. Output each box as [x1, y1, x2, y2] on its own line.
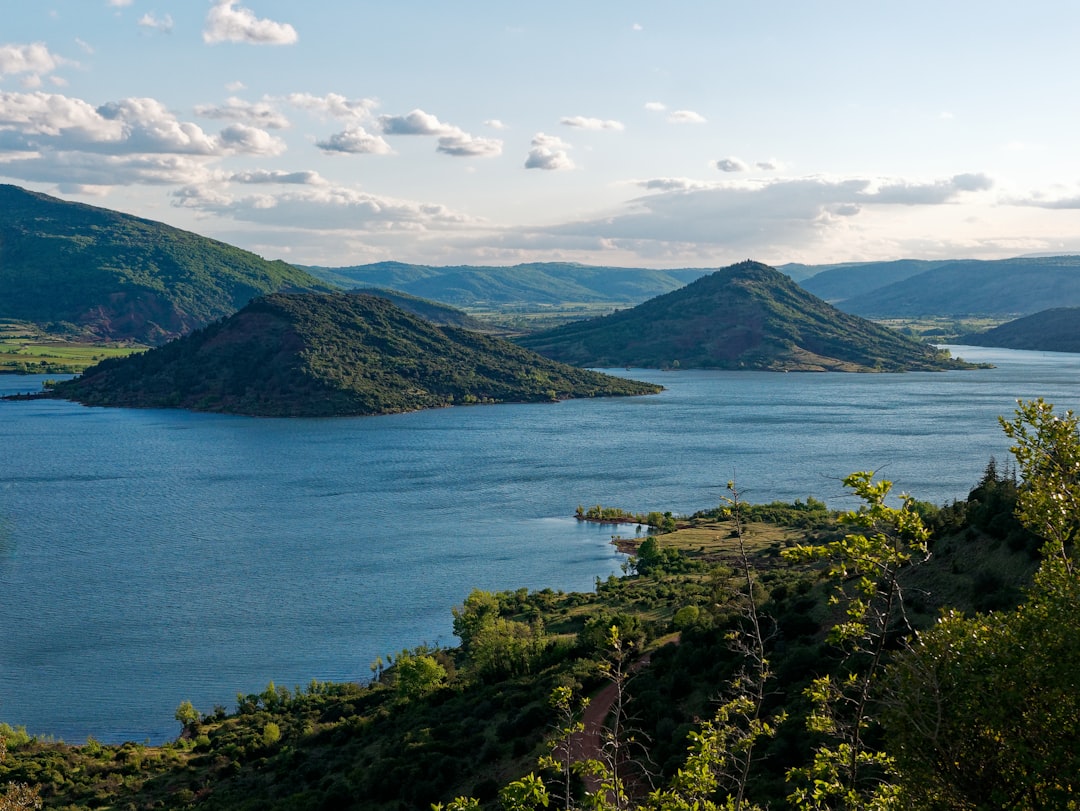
[0, 320, 143, 374]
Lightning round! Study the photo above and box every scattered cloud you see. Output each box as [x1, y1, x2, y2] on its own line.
[715, 157, 748, 173]
[865, 172, 993, 205]
[632, 177, 714, 192]
[560, 116, 624, 131]
[485, 119, 507, 130]
[513, 172, 998, 259]
[668, 109, 706, 124]
[525, 132, 574, 171]
[203, 0, 298, 46]
[0, 90, 287, 186]
[173, 183, 478, 232]
[378, 108, 453, 136]
[436, 131, 502, 157]
[315, 126, 392, 155]
[644, 101, 666, 112]
[74, 38, 95, 56]
[756, 158, 784, 171]
[138, 13, 174, 33]
[632, 23, 643, 31]
[195, 96, 290, 129]
[0, 43, 66, 86]
[107, 0, 133, 6]
[228, 169, 325, 185]
[285, 92, 377, 122]
[225, 80, 246, 92]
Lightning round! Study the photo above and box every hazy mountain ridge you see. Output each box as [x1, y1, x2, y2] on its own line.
[46, 292, 661, 416]
[0, 185, 330, 345]
[827, 255, 1080, 317]
[516, 261, 971, 371]
[302, 261, 712, 307]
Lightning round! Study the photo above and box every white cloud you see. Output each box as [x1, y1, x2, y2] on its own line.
[286, 92, 376, 121]
[864, 173, 993, 204]
[632, 23, 643, 31]
[437, 131, 502, 157]
[195, 96, 289, 129]
[225, 80, 246, 92]
[644, 101, 666, 112]
[668, 109, 706, 124]
[756, 158, 784, 171]
[633, 177, 714, 192]
[229, 169, 325, 185]
[203, 1, 298, 46]
[485, 119, 507, 130]
[715, 156, 748, 173]
[108, 0, 134, 6]
[0, 43, 65, 85]
[560, 116, 624, 131]
[316, 125, 392, 155]
[173, 184, 478, 232]
[0, 90, 288, 189]
[517, 172, 998, 259]
[137, 13, 174, 33]
[525, 132, 574, 171]
[378, 108, 454, 136]
[75, 38, 95, 56]
[217, 123, 285, 155]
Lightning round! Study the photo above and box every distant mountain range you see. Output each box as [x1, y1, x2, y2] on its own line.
[516, 261, 972, 372]
[958, 307, 1080, 353]
[46, 292, 661, 416]
[301, 261, 713, 307]
[790, 256, 1080, 318]
[0, 185, 328, 344]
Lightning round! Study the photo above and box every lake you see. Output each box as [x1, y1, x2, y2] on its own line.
[1, 345, 1079, 744]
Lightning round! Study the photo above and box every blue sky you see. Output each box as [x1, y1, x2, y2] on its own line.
[3, 1, 1080, 268]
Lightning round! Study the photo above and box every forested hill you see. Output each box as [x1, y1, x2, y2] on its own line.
[0, 184, 329, 344]
[516, 260, 972, 371]
[835, 255, 1080, 317]
[958, 307, 1080, 352]
[46, 292, 661, 416]
[301, 261, 711, 307]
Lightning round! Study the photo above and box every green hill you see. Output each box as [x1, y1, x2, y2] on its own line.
[792, 258, 949, 302]
[516, 260, 971, 371]
[837, 255, 1080, 318]
[957, 307, 1080, 352]
[301, 261, 710, 307]
[0, 184, 330, 344]
[45, 292, 661, 416]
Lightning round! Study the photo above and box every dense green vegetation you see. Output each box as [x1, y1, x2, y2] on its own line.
[957, 306, 1080, 352]
[788, 259, 949, 304]
[357, 289, 508, 333]
[42, 292, 661, 416]
[516, 261, 974, 371]
[2, 401, 1075, 810]
[0, 184, 329, 345]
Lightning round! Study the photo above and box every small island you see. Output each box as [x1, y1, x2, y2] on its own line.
[37, 292, 662, 417]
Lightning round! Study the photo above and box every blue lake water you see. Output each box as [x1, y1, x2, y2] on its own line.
[1, 345, 1079, 744]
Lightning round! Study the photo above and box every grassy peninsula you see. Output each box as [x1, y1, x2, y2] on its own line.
[516, 261, 973, 371]
[44, 292, 661, 416]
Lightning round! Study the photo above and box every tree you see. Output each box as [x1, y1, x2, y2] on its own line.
[784, 471, 929, 810]
[883, 399, 1080, 809]
[395, 652, 448, 700]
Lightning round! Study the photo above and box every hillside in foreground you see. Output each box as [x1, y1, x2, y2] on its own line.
[44, 292, 661, 416]
[0, 184, 329, 345]
[516, 260, 973, 371]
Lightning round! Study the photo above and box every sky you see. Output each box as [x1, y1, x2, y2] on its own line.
[3, 1, 1080, 269]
